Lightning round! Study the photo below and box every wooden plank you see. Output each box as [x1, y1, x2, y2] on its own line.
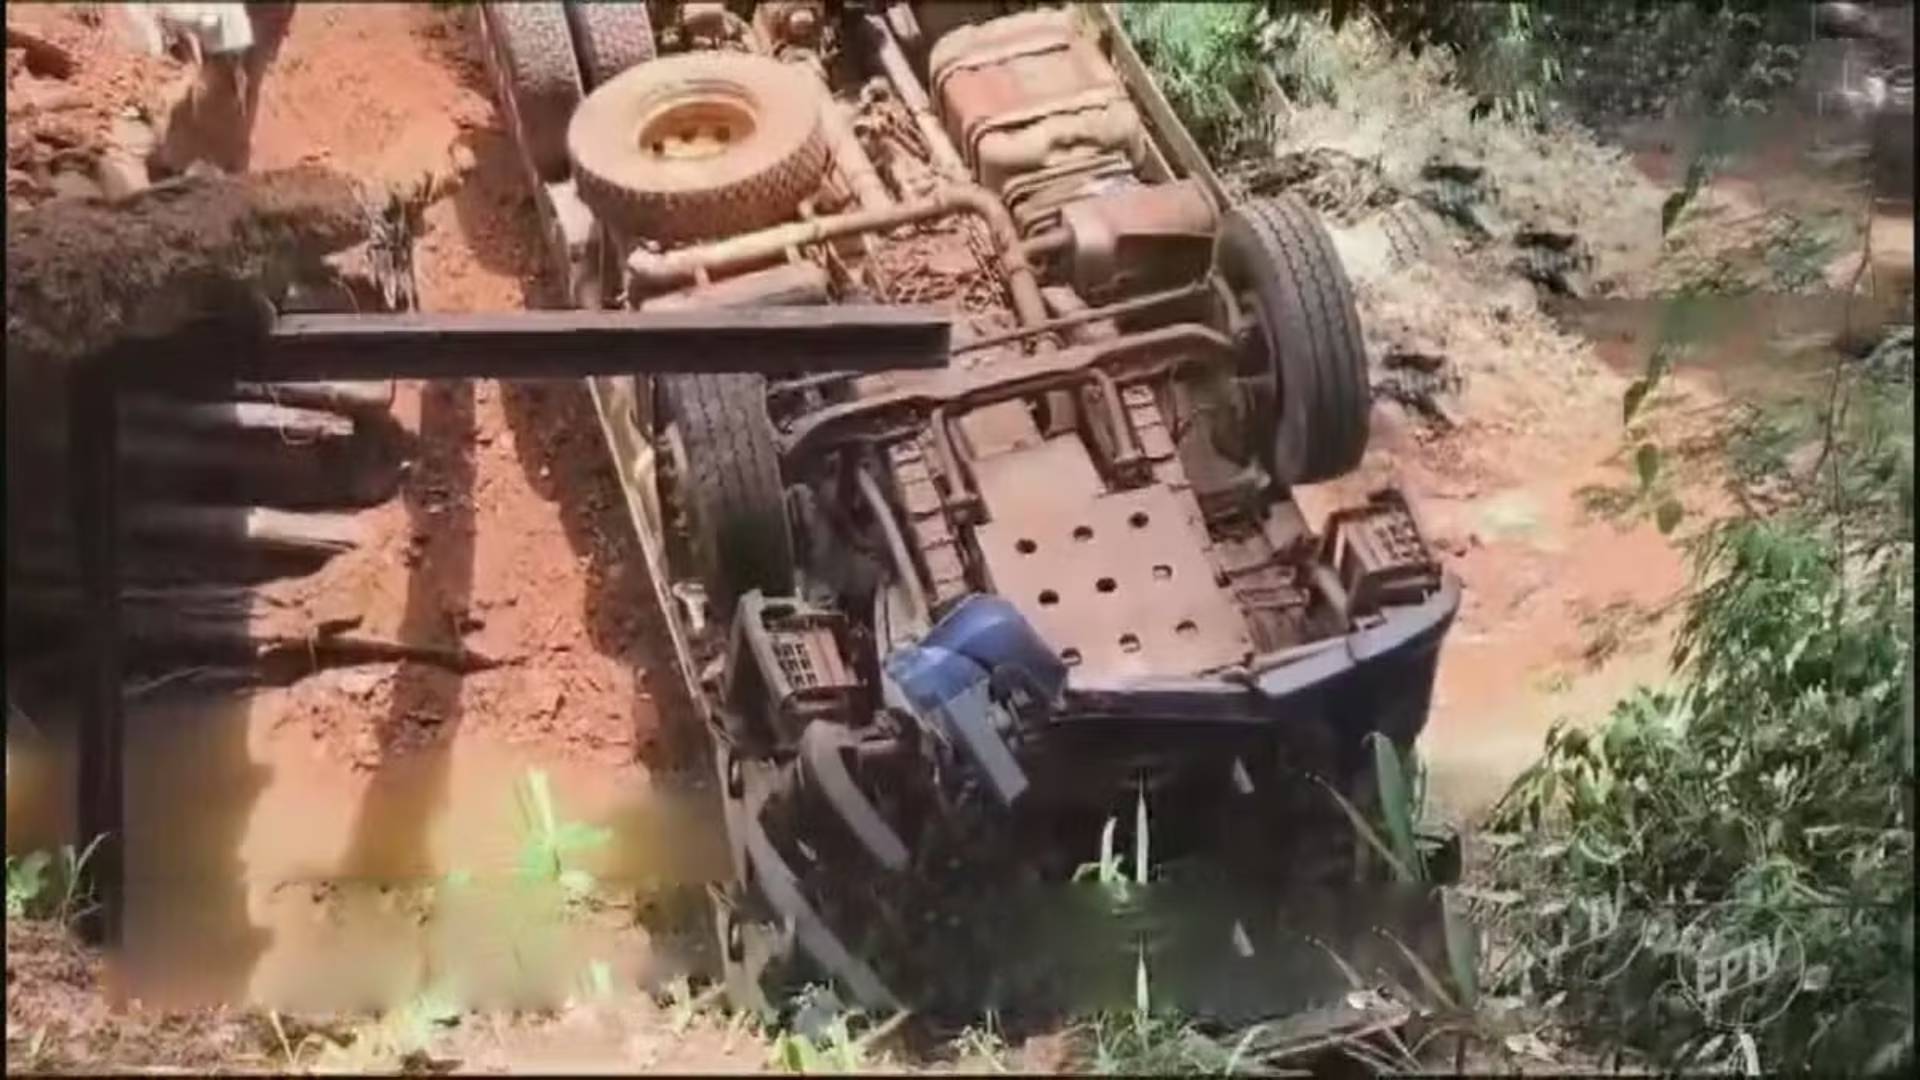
[229, 380, 395, 418]
[122, 505, 365, 557]
[118, 397, 357, 440]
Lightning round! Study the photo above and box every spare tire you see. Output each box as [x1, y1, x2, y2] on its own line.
[1215, 194, 1371, 487]
[568, 52, 830, 243]
[563, 0, 656, 89]
[481, 2, 583, 184]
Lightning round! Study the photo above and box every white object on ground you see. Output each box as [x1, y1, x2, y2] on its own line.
[121, 3, 255, 59]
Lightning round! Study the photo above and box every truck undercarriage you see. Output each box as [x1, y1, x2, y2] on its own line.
[476, 0, 1462, 1015]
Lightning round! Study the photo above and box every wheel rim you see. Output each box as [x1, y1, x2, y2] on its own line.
[636, 93, 757, 162]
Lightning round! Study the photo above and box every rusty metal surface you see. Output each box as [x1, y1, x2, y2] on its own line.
[106, 306, 951, 385]
[781, 322, 1236, 463]
[1059, 177, 1217, 300]
[1082, 3, 1228, 214]
[956, 399, 1044, 458]
[927, 8, 1145, 193]
[972, 437, 1250, 680]
[890, 438, 970, 608]
[1323, 492, 1444, 618]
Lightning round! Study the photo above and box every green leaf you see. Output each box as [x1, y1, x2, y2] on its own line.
[1319, 776, 1417, 884]
[1382, 928, 1457, 1011]
[1655, 498, 1685, 535]
[1442, 892, 1480, 1008]
[515, 844, 553, 882]
[6, 851, 51, 918]
[1636, 443, 1661, 490]
[1624, 379, 1653, 424]
[1099, 816, 1118, 883]
[1369, 733, 1422, 881]
[553, 822, 613, 853]
[1133, 783, 1150, 887]
[1134, 945, 1151, 1017]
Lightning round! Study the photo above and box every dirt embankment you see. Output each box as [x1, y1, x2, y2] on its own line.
[6, 4, 178, 208]
[235, 4, 680, 770]
[1253, 13, 1907, 819]
[8, 2, 677, 768]
[9, 2, 707, 1067]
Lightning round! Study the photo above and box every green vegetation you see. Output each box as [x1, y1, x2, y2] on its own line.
[6, 836, 106, 925]
[1118, 3, 1274, 158]
[6, 852, 49, 919]
[1120, 4, 1913, 1073]
[514, 766, 612, 899]
[1480, 329, 1914, 1074]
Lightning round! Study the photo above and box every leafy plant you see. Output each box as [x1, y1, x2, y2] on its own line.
[514, 768, 611, 900]
[768, 1013, 869, 1074]
[7, 851, 50, 919]
[1072, 782, 1152, 900]
[1320, 732, 1438, 885]
[6, 836, 107, 924]
[1120, 3, 1275, 158]
[1482, 351, 1915, 1072]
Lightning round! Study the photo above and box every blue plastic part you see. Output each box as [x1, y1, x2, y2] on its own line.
[882, 595, 1063, 806]
[916, 595, 1068, 701]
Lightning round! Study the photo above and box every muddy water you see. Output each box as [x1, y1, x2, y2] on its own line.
[8, 687, 1454, 1022]
[6, 684, 730, 1012]
[1407, 287, 1884, 824]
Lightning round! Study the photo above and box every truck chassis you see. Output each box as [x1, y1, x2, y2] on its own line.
[475, 0, 1462, 1016]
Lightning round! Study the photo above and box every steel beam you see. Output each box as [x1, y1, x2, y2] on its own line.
[70, 363, 122, 948]
[108, 306, 952, 386]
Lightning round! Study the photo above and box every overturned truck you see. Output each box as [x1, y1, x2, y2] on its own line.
[477, 0, 1460, 1013]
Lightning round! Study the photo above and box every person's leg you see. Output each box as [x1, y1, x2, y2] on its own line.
[151, 3, 297, 175]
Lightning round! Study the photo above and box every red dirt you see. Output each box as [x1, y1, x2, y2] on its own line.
[7, 2, 680, 772]
[227, 3, 673, 770]
[4, 5, 181, 207]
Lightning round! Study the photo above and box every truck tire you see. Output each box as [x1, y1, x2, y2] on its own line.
[661, 373, 796, 612]
[563, 0, 656, 89]
[567, 52, 830, 243]
[1215, 194, 1371, 487]
[481, 2, 584, 184]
